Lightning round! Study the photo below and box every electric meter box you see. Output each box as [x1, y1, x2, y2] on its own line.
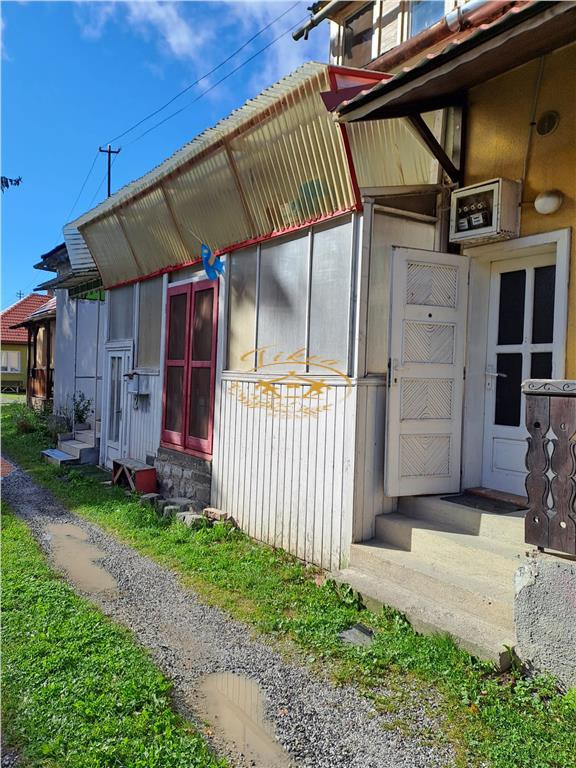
[126, 373, 150, 397]
[449, 178, 521, 245]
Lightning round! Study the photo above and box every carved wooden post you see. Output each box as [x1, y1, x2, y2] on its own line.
[523, 379, 576, 556]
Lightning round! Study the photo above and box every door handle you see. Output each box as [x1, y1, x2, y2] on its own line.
[485, 370, 507, 378]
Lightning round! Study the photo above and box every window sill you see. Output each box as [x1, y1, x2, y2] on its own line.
[160, 441, 212, 461]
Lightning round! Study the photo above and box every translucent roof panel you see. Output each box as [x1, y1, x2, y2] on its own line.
[74, 63, 360, 287]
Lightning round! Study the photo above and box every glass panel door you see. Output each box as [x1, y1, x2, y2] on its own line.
[186, 283, 217, 454]
[482, 253, 556, 495]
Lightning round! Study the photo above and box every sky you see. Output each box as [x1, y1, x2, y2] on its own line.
[1, 0, 328, 309]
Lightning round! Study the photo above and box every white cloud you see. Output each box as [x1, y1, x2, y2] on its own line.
[124, 1, 214, 63]
[74, 2, 117, 40]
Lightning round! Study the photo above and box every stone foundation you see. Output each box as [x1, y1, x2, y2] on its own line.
[154, 447, 212, 512]
[515, 553, 576, 690]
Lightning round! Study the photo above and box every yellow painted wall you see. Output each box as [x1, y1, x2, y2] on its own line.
[465, 42, 576, 376]
[1, 342, 28, 388]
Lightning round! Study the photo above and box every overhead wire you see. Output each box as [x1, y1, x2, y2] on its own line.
[105, 1, 302, 145]
[125, 11, 310, 148]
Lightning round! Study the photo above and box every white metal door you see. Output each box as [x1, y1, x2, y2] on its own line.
[482, 252, 557, 495]
[385, 247, 469, 497]
[104, 347, 132, 467]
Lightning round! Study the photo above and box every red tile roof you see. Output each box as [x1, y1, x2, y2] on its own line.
[1, 294, 51, 344]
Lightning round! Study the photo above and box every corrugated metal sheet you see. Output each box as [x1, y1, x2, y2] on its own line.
[127, 373, 163, 463]
[63, 224, 97, 272]
[212, 375, 357, 570]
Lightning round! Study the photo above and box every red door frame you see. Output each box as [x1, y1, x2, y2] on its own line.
[161, 279, 219, 457]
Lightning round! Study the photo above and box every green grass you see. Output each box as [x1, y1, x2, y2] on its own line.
[1, 504, 226, 768]
[2, 404, 575, 768]
[1, 392, 25, 402]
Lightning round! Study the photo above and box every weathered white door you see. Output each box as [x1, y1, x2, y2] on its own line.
[482, 252, 557, 495]
[104, 346, 132, 467]
[385, 247, 469, 497]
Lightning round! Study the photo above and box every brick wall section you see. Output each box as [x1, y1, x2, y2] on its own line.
[154, 447, 212, 511]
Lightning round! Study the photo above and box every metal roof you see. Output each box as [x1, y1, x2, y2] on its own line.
[336, 1, 576, 121]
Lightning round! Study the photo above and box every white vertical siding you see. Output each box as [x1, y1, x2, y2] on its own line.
[127, 372, 163, 463]
[213, 376, 357, 571]
[352, 380, 390, 543]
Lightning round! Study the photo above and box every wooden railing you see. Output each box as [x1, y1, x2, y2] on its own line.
[524, 379, 576, 555]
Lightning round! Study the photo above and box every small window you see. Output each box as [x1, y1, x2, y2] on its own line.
[1, 350, 21, 373]
[341, 2, 375, 67]
[410, 0, 445, 37]
[108, 285, 134, 341]
[137, 277, 163, 368]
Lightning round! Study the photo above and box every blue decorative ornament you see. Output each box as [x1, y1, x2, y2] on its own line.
[201, 243, 225, 281]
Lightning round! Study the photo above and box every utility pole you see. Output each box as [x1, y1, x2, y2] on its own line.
[99, 144, 121, 198]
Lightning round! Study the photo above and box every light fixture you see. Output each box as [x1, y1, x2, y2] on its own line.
[534, 189, 564, 215]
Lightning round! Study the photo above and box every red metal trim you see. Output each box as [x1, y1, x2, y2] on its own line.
[213, 207, 358, 257]
[161, 280, 218, 456]
[185, 280, 219, 455]
[105, 258, 203, 291]
[328, 65, 390, 81]
[328, 69, 362, 210]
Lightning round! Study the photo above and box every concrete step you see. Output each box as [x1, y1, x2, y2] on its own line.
[398, 495, 525, 546]
[374, 513, 524, 582]
[42, 448, 78, 467]
[335, 566, 515, 669]
[349, 541, 514, 628]
[74, 429, 99, 447]
[57, 439, 99, 464]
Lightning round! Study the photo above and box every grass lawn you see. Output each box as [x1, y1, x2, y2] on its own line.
[2, 403, 575, 768]
[1, 503, 226, 768]
[1, 392, 25, 403]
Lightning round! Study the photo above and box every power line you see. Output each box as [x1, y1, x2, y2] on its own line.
[126, 11, 309, 147]
[65, 151, 99, 222]
[86, 153, 120, 209]
[106, 1, 302, 145]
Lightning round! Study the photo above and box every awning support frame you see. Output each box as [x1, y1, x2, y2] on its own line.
[407, 113, 462, 185]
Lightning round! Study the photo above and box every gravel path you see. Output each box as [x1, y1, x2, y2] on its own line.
[2, 461, 455, 768]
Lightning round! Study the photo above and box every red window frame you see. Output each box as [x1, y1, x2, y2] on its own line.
[161, 279, 218, 457]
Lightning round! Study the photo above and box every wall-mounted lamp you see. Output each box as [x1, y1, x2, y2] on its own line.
[534, 189, 564, 215]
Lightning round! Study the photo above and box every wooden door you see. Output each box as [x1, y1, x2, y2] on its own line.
[385, 247, 469, 497]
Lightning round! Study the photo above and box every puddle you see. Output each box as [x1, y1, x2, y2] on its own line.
[46, 523, 118, 594]
[197, 672, 293, 768]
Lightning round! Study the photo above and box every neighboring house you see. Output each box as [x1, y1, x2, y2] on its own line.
[66, 0, 575, 665]
[1, 294, 51, 393]
[11, 297, 57, 408]
[33, 239, 104, 465]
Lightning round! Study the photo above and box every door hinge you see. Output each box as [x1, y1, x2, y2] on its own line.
[387, 358, 391, 388]
[463, 366, 466, 380]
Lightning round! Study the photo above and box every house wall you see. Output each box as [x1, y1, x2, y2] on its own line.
[100, 277, 166, 468]
[54, 290, 104, 429]
[1, 342, 28, 389]
[465, 42, 576, 375]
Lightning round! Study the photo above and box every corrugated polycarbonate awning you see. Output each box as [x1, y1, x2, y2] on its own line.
[35, 270, 102, 292]
[71, 62, 440, 288]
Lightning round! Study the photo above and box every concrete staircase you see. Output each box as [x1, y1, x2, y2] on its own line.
[42, 428, 100, 467]
[336, 496, 529, 668]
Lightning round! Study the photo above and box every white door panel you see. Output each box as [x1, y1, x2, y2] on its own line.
[385, 247, 469, 497]
[104, 347, 132, 468]
[482, 252, 557, 495]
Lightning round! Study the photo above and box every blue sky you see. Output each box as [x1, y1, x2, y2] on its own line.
[1, 0, 327, 309]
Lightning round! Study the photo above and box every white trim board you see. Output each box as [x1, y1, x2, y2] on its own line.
[460, 228, 571, 490]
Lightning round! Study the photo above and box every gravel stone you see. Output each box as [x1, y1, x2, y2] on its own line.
[1, 460, 455, 768]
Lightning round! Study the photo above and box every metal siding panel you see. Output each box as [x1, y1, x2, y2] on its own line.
[215, 377, 358, 569]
